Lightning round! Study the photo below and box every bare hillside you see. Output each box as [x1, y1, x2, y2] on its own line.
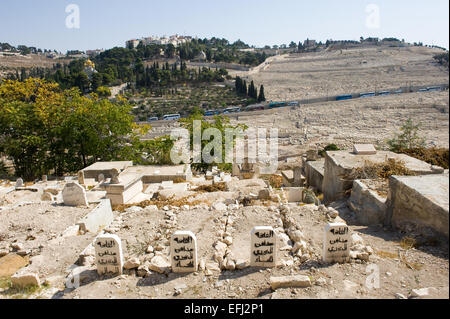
[241, 46, 449, 101]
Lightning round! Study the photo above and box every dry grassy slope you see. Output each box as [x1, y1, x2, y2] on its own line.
[0, 54, 71, 77]
[229, 91, 450, 150]
[245, 46, 449, 101]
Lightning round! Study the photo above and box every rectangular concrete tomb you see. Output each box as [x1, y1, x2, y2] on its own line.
[104, 173, 143, 206]
[82, 161, 133, 181]
[171, 231, 198, 272]
[250, 226, 277, 267]
[95, 234, 124, 275]
[323, 223, 351, 263]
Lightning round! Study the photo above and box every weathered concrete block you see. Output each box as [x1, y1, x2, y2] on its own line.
[285, 187, 303, 202]
[387, 174, 449, 239]
[82, 161, 133, 180]
[353, 144, 377, 155]
[305, 159, 324, 192]
[77, 199, 114, 233]
[322, 151, 443, 203]
[348, 180, 387, 225]
[270, 275, 311, 289]
[105, 174, 143, 206]
[11, 272, 40, 288]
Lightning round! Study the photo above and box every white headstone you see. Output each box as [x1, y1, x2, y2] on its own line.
[15, 178, 24, 188]
[98, 174, 105, 183]
[250, 226, 277, 267]
[95, 234, 123, 275]
[171, 231, 198, 272]
[353, 144, 377, 155]
[323, 223, 351, 263]
[62, 182, 88, 206]
[42, 175, 48, 182]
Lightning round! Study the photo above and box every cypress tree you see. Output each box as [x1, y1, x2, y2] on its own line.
[249, 81, 256, 99]
[258, 85, 266, 102]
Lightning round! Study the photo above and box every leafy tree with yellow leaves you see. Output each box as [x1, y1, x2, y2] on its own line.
[0, 78, 148, 180]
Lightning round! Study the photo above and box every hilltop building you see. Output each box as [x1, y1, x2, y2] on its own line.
[126, 35, 192, 49]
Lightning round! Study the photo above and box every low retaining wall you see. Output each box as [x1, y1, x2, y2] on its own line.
[305, 160, 324, 193]
[348, 180, 387, 225]
[387, 174, 449, 239]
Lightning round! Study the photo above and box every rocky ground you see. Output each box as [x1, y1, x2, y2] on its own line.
[0, 178, 448, 299]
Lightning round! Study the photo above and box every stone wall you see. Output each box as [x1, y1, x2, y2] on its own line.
[387, 174, 449, 239]
[348, 180, 387, 225]
[305, 160, 324, 192]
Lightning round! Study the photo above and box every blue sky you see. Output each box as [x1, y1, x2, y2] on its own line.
[0, 0, 448, 52]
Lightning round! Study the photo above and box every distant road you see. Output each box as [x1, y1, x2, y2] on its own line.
[138, 82, 449, 128]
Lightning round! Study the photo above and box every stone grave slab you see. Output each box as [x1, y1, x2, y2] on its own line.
[323, 223, 351, 263]
[95, 234, 124, 275]
[250, 226, 277, 267]
[171, 231, 198, 272]
[62, 182, 89, 206]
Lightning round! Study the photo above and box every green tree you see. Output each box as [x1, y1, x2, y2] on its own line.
[387, 118, 426, 152]
[179, 113, 247, 172]
[258, 85, 266, 102]
[96, 86, 111, 97]
[0, 78, 148, 180]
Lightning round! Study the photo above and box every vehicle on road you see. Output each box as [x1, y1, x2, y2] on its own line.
[336, 94, 353, 101]
[223, 107, 241, 114]
[360, 92, 376, 98]
[163, 114, 181, 121]
[269, 102, 288, 108]
[245, 104, 265, 111]
[204, 110, 220, 116]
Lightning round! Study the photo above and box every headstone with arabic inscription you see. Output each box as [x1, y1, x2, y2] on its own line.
[95, 234, 124, 275]
[170, 231, 198, 272]
[322, 223, 351, 263]
[250, 226, 277, 267]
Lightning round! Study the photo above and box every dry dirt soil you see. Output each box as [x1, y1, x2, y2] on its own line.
[238, 46, 449, 101]
[1, 181, 447, 299]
